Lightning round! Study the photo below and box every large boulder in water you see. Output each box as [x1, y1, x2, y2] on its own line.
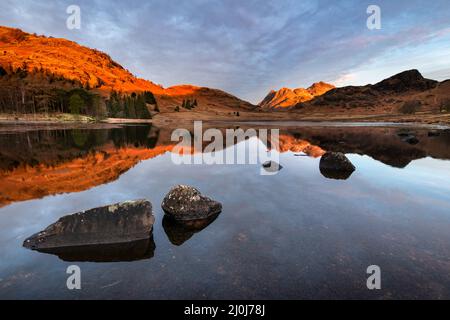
[161, 185, 222, 221]
[262, 161, 283, 173]
[319, 152, 356, 180]
[23, 200, 155, 251]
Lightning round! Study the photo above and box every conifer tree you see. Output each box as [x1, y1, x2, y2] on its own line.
[69, 93, 84, 115]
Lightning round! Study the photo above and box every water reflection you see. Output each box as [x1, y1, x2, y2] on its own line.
[0, 125, 170, 207]
[319, 167, 355, 180]
[0, 124, 449, 207]
[162, 214, 220, 246]
[35, 238, 156, 263]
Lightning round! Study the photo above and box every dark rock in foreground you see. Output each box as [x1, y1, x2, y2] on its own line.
[37, 238, 156, 263]
[162, 214, 220, 246]
[319, 152, 356, 180]
[262, 161, 283, 172]
[162, 185, 222, 221]
[23, 200, 155, 250]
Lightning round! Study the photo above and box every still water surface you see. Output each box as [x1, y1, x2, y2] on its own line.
[0, 123, 449, 299]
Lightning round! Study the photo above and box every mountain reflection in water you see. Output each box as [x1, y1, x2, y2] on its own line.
[1, 124, 449, 207]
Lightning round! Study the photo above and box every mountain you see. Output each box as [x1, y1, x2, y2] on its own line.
[259, 82, 335, 109]
[294, 70, 449, 116]
[156, 84, 256, 112]
[1, 26, 448, 123]
[0, 26, 164, 94]
[254, 70, 449, 123]
[0, 26, 255, 119]
[372, 69, 438, 92]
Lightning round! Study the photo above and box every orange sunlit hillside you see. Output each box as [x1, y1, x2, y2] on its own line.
[259, 82, 335, 109]
[0, 26, 165, 94]
[0, 26, 255, 114]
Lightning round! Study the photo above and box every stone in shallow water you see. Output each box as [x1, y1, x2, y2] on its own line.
[319, 152, 356, 180]
[23, 200, 155, 251]
[262, 161, 283, 172]
[397, 131, 412, 137]
[161, 185, 222, 221]
[403, 136, 419, 145]
[428, 131, 440, 137]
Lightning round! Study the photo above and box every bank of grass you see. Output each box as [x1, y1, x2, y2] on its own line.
[0, 113, 97, 123]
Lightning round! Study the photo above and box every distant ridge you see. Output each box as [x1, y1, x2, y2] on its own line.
[1, 26, 448, 122]
[294, 69, 444, 112]
[258, 82, 335, 109]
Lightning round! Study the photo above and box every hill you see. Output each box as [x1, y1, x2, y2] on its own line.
[258, 82, 335, 109]
[293, 70, 449, 118]
[0, 26, 255, 120]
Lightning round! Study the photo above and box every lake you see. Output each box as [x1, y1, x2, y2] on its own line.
[0, 122, 450, 299]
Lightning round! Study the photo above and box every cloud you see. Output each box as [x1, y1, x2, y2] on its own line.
[334, 73, 357, 86]
[0, 0, 449, 103]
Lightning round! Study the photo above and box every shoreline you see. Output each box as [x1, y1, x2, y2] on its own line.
[1, 112, 449, 130]
[211, 120, 450, 130]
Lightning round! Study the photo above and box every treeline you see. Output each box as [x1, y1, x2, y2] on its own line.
[0, 64, 157, 119]
[0, 64, 106, 117]
[0, 83, 107, 119]
[106, 91, 157, 119]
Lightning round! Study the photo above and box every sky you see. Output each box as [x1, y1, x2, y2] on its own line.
[1, 0, 449, 103]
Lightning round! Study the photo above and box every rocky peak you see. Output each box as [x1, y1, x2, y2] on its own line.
[307, 82, 336, 96]
[373, 69, 438, 92]
[259, 82, 335, 109]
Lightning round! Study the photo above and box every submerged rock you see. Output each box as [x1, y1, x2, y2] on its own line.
[319, 152, 356, 180]
[262, 161, 283, 172]
[23, 200, 155, 250]
[162, 214, 220, 246]
[397, 132, 412, 137]
[161, 185, 222, 221]
[428, 131, 440, 137]
[397, 130, 419, 144]
[403, 136, 419, 145]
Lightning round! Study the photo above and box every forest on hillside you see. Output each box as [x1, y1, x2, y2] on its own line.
[0, 64, 157, 119]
